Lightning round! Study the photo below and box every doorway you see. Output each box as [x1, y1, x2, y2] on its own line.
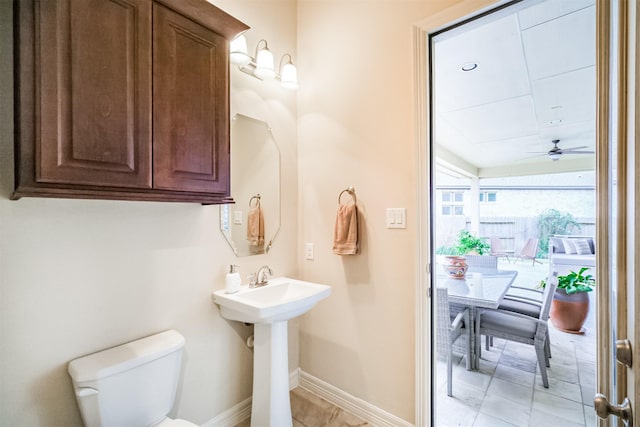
[416, 0, 605, 425]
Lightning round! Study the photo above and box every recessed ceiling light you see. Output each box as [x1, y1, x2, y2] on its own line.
[461, 62, 478, 72]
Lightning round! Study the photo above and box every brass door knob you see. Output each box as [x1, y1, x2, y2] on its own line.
[594, 393, 632, 427]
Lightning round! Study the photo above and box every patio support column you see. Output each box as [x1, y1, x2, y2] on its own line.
[469, 176, 480, 235]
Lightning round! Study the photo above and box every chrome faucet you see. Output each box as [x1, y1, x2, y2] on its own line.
[250, 265, 272, 288]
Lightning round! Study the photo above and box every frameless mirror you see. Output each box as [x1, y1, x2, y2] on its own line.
[220, 114, 281, 256]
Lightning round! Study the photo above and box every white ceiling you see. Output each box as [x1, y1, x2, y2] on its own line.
[433, 0, 596, 178]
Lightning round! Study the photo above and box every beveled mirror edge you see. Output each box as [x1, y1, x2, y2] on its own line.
[221, 113, 281, 257]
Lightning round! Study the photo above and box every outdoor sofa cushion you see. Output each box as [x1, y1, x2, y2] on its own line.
[551, 253, 596, 267]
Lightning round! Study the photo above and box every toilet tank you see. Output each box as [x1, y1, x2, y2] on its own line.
[68, 330, 186, 427]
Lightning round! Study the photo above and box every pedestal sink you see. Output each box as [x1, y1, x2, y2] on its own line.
[213, 277, 331, 426]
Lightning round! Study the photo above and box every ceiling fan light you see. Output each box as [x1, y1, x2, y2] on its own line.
[548, 152, 561, 161]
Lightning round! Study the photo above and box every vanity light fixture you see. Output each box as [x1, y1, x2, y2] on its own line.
[279, 54, 298, 90]
[230, 34, 252, 66]
[254, 39, 276, 79]
[229, 34, 299, 90]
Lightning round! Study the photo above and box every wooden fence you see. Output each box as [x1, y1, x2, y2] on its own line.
[436, 216, 595, 257]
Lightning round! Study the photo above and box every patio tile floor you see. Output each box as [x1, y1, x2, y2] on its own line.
[436, 259, 598, 427]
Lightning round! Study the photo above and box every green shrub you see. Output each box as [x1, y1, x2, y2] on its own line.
[537, 209, 581, 256]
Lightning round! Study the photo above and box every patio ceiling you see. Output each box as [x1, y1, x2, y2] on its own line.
[433, 0, 596, 178]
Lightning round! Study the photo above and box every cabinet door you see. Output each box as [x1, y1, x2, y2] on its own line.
[153, 3, 230, 194]
[38, 0, 152, 188]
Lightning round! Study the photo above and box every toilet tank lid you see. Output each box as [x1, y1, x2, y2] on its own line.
[68, 330, 185, 384]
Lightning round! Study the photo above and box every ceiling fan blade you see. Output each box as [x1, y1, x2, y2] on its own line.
[562, 150, 595, 154]
[519, 153, 549, 161]
[559, 145, 589, 151]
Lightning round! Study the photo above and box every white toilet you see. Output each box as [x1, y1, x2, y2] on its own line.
[68, 330, 197, 427]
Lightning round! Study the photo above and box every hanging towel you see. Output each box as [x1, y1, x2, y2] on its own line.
[247, 205, 265, 247]
[332, 203, 358, 255]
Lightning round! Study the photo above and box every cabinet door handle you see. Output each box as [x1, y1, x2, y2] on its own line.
[594, 394, 632, 427]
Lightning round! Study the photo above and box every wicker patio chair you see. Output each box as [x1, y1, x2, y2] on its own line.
[435, 287, 472, 397]
[464, 254, 498, 270]
[475, 275, 558, 388]
[494, 272, 559, 360]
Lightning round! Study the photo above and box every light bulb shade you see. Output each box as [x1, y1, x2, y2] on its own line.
[548, 153, 561, 161]
[230, 35, 251, 66]
[254, 48, 276, 79]
[280, 62, 298, 90]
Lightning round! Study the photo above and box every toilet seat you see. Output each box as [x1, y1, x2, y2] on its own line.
[155, 417, 198, 427]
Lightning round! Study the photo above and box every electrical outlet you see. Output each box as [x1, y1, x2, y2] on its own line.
[305, 243, 314, 260]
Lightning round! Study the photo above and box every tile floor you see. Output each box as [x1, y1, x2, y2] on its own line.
[236, 261, 597, 427]
[436, 327, 596, 427]
[234, 387, 368, 427]
[435, 260, 597, 427]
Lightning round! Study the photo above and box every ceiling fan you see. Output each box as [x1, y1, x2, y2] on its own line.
[531, 139, 595, 162]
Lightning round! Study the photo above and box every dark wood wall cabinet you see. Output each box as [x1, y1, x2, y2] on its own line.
[13, 0, 248, 204]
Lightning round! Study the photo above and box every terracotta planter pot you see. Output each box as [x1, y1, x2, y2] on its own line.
[549, 289, 590, 334]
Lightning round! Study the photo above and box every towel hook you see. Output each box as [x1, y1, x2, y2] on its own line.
[338, 186, 356, 205]
[249, 193, 261, 208]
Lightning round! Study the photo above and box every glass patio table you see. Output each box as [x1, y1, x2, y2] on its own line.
[436, 268, 518, 369]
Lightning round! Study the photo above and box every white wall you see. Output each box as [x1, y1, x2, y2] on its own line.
[295, 1, 448, 422]
[295, 0, 509, 422]
[1, 0, 521, 425]
[0, 1, 297, 425]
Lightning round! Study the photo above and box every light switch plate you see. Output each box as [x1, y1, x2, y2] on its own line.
[233, 211, 243, 225]
[386, 208, 406, 229]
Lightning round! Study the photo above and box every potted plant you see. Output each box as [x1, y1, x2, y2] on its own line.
[540, 267, 595, 334]
[438, 231, 490, 279]
[454, 230, 490, 255]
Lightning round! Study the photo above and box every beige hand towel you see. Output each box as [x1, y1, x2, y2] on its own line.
[247, 205, 265, 247]
[333, 203, 358, 255]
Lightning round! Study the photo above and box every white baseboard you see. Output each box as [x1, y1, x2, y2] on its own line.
[200, 396, 252, 427]
[201, 369, 411, 427]
[298, 370, 413, 427]
[289, 367, 300, 389]
[201, 369, 300, 427]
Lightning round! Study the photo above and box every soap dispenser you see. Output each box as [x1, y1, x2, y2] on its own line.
[225, 264, 241, 293]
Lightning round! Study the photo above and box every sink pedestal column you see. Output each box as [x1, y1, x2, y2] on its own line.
[251, 321, 292, 427]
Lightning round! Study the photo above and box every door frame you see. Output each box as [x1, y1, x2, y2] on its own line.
[594, 2, 614, 425]
[609, 0, 640, 424]
[413, 1, 614, 425]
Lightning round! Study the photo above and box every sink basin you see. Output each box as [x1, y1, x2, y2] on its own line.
[213, 276, 331, 426]
[213, 276, 331, 324]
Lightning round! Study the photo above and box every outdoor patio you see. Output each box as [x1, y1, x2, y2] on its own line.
[435, 258, 597, 427]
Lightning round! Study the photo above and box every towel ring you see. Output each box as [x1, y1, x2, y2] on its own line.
[338, 187, 356, 205]
[249, 194, 261, 208]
